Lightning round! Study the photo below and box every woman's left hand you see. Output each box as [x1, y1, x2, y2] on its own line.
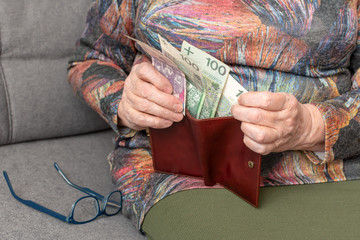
[231, 91, 325, 155]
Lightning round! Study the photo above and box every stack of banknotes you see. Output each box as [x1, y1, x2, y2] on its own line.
[128, 35, 247, 118]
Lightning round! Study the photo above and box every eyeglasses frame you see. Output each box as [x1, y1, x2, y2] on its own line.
[3, 162, 122, 224]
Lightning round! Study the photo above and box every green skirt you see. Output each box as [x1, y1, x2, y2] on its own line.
[142, 180, 360, 240]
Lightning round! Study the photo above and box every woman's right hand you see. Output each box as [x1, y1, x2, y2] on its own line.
[117, 59, 184, 130]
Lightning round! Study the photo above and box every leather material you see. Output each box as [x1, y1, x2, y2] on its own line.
[149, 110, 262, 207]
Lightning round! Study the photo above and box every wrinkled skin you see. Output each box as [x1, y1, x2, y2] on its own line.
[118, 59, 325, 155]
[231, 91, 325, 155]
[117, 59, 184, 130]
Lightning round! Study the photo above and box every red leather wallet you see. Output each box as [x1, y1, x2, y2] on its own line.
[149, 110, 262, 207]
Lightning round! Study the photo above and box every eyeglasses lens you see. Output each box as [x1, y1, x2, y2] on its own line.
[105, 191, 122, 215]
[73, 197, 99, 222]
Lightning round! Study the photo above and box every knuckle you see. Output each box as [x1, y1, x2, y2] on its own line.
[146, 117, 156, 127]
[137, 101, 151, 112]
[128, 111, 144, 126]
[123, 80, 133, 93]
[283, 116, 298, 134]
[139, 86, 152, 99]
[250, 109, 262, 124]
[135, 63, 151, 78]
[136, 114, 148, 127]
[126, 113, 137, 125]
[158, 95, 168, 106]
[286, 94, 299, 111]
[255, 131, 266, 143]
[154, 92, 169, 107]
[285, 117, 296, 128]
[122, 92, 133, 106]
[261, 93, 272, 108]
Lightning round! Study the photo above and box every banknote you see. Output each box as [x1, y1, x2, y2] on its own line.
[152, 56, 186, 114]
[158, 35, 204, 90]
[215, 74, 248, 117]
[158, 35, 206, 118]
[127, 35, 248, 119]
[181, 41, 230, 119]
[185, 80, 204, 117]
[126, 36, 186, 114]
[126, 36, 177, 68]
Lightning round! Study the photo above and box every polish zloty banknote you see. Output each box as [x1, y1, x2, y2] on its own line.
[181, 41, 248, 118]
[185, 80, 204, 116]
[158, 35, 205, 118]
[126, 36, 177, 68]
[126, 36, 186, 114]
[152, 57, 186, 114]
[127, 35, 248, 119]
[215, 74, 248, 117]
[181, 41, 230, 119]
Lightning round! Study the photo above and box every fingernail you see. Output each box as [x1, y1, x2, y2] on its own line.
[174, 104, 183, 113]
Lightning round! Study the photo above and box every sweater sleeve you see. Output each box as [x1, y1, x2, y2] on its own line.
[306, 3, 360, 164]
[67, 0, 137, 133]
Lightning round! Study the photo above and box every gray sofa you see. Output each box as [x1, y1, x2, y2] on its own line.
[0, 1, 146, 239]
[3, 1, 360, 240]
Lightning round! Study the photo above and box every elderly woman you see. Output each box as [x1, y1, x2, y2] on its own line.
[68, 0, 360, 239]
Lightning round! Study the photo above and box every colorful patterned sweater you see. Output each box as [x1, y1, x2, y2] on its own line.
[68, 0, 360, 230]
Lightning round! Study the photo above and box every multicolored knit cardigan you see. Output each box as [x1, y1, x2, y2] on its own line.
[68, 0, 360, 230]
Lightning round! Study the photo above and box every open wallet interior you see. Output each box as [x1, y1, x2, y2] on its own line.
[149, 110, 262, 207]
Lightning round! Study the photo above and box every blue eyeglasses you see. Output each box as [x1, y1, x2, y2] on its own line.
[3, 163, 122, 224]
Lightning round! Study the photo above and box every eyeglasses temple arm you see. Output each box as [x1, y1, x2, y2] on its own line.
[53, 163, 104, 199]
[3, 171, 69, 223]
[54, 163, 122, 210]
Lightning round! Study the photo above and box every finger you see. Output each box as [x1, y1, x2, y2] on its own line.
[125, 107, 174, 129]
[243, 135, 273, 155]
[133, 62, 173, 94]
[128, 92, 183, 122]
[133, 80, 183, 113]
[241, 122, 280, 144]
[232, 104, 279, 127]
[238, 91, 292, 111]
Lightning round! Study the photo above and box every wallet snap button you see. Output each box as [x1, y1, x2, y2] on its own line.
[248, 161, 255, 168]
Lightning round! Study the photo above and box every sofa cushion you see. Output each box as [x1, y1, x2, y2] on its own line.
[0, 129, 146, 240]
[0, 68, 10, 144]
[0, 0, 109, 145]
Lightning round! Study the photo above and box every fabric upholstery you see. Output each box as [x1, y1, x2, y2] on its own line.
[0, 130, 146, 240]
[0, 1, 144, 239]
[0, 64, 10, 144]
[0, 0, 109, 145]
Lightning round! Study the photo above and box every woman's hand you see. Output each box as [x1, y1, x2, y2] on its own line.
[117, 59, 184, 130]
[231, 92, 325, 155]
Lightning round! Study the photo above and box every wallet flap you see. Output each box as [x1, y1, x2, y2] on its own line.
[149, 111, 261, 207]
[149, 114, 203, 177]
[187, 113, 261, 207]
